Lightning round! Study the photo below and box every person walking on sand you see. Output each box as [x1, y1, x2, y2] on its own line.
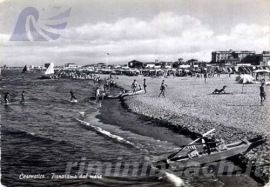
[131, 79, 138, 94]
[260, 83, 266, 105]
[158, 80, 167, 97]
[143, 78, 147, 94]
[204, 72, 207, 83]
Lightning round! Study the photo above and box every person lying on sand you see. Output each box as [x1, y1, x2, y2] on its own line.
[212, 85, 227, 94]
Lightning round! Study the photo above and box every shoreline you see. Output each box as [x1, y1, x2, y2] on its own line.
[119, 96, 268, 184]
[95, 88, 266, 186]
[99, 75, 270, 185]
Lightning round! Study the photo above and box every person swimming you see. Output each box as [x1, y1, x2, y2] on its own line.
[4, 92, 10, 104]
[70, 91, 77, 101]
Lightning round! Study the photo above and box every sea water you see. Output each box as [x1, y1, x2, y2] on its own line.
[0, 70, 259, 187]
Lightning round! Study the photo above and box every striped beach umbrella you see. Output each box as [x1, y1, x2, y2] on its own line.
[236, 74, 255, 93]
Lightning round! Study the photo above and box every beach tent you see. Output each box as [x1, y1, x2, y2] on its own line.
[227, 67, 233, 73]
[236, 74, 255, 93]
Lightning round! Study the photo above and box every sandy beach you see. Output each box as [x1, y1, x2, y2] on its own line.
[111, 74, 270, 135]
[100, 74, 270, 183]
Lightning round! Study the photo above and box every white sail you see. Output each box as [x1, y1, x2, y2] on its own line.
[45, 62, 54, 75]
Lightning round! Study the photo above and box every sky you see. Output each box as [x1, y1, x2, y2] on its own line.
[0, 0, 269, 66]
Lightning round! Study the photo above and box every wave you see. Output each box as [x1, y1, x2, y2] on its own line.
[75, 118, 136, 147]
[1, 128, 68, 146]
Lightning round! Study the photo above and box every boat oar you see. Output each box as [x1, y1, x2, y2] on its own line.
[167, 128, 216, 160]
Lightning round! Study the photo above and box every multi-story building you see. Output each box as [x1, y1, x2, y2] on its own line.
[259, 51, 270, 66]
[211, 50, 255, 66]
[239, 51, 270, 66]
[161, 61, 173, 69]
[128, 60, 143, 69]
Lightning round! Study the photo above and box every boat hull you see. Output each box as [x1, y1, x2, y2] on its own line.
[39, 74, 54, 79]
[154, 140, 252, 171]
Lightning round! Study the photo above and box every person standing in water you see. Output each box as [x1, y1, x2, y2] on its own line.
[143, 79, 147, 94]
[158, 80, 167, 97]
[4, 92, 10, 104]
[70, 91, 77, 101]
[95, 87, 101, 103]
[260, 83, 266, 105]
[20, 91, 25, 103]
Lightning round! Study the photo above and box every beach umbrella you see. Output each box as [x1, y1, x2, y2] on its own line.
[253, 69, 270, 73]
[254, 69, 270, 81]
[236, 74, 255, 84]
[236, 74, 255, 93]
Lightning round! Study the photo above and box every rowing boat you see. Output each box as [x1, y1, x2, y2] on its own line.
[104, 89, 145, 99]
[153, 137, 264, 171]
[121, 89, 145, 96]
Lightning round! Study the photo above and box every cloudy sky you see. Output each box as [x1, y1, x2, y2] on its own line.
[0, 0, 269, 66]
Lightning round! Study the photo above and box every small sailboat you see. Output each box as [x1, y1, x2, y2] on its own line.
[22, 65, 29, 73]
[40, 62, 54, 79]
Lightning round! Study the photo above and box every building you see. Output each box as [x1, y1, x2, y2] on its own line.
[128, 60, 144, 69]
[238, 51, 270, 66]
[65, 63, 77, 68]
[44, 63, 51, 68]
[211, 50, 255, 66]
[144, 63, 155, 68]
[259, 51, 270, 66]
[161, 61, 173, 69]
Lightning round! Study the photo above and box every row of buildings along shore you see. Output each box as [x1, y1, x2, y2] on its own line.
[2, 50, 270, 70]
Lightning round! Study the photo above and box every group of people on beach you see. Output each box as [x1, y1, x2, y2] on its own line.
[131, 79, 148, 94]
[131, 79, 168, 97]
[2, 76, 266, 105]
